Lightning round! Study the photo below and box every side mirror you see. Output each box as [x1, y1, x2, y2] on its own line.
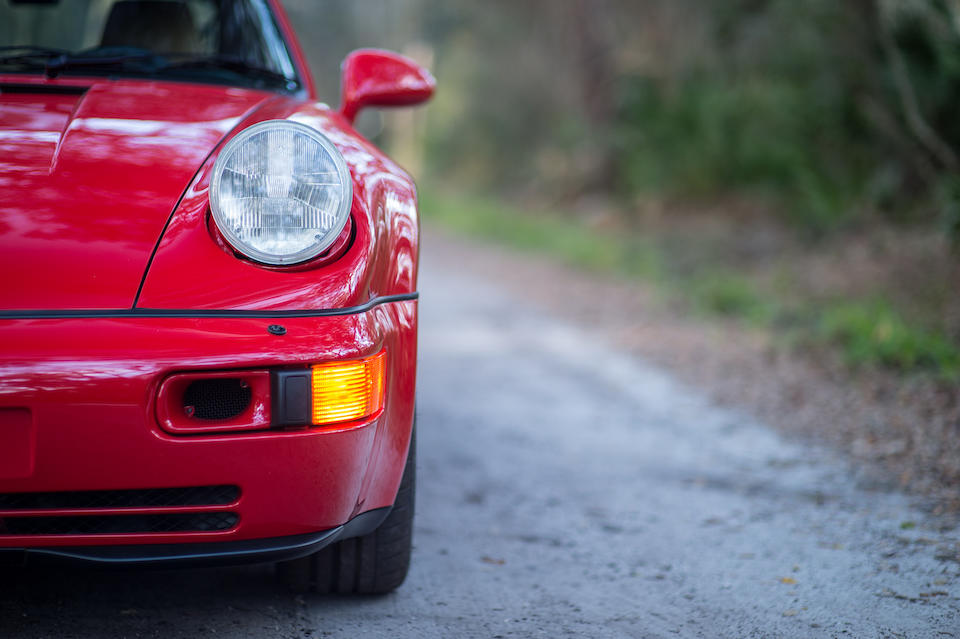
[339, 49, 436, 125]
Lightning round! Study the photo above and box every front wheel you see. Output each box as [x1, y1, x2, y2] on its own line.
[278, 430, 415, 594]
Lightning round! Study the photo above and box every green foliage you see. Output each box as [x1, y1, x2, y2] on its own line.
[819, 301, 960, 378]
[615, 74, 862, 232]
[613, 0, 883, 233]
[418, 189, 660, 278]
[610, 0, 960, 238]
[688, 273, 776, 324]
[888, 0, 960, 153]
[938, 173, 960, 245]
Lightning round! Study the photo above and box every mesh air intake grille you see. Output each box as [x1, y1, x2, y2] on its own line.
[0, 485, 239, 510]
[0, 512, 239, 536]
[183, 378, 251, 420]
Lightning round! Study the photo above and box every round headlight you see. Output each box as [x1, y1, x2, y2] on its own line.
[210, 120, 352, 266]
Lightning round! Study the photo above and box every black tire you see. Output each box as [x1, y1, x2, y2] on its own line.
[278, 429, 415, 594]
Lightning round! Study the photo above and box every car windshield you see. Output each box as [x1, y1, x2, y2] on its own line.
[0, 0, 300, 92]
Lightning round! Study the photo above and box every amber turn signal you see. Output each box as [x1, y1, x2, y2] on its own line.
[311, 351, 386, 425]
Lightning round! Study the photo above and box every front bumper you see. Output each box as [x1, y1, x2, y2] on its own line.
[0, 300, 416, 550]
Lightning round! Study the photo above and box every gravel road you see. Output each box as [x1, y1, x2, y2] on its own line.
[2, 235, 958, 638]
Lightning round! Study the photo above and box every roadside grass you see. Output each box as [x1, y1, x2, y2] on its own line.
[418, 190, 661, 278]
[687, 273, 777, 326]
[818, 301, 960, 378]
[419, 188, 960, 381]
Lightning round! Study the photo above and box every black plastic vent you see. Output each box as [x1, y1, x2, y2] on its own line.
[0, 485, 239, 510]
[0, 83, 88, 95]
[183, 378, 251, 420]
[0, 512, 238, 536]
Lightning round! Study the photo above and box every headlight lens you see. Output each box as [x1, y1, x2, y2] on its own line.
[210, 120, 352, 266]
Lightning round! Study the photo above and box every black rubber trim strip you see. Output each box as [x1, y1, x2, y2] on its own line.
[0, 506, 391, 569]
[0, 293, 418, 320]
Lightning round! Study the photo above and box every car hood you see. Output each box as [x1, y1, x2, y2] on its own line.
[0, 79, 274, 310]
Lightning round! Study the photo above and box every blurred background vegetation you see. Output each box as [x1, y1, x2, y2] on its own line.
[283, 0, 960, 379]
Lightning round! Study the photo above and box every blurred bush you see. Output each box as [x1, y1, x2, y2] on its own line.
[282, 0, 960, 241]
[615, 0, 960, 236]
[425, 0, 960, 241]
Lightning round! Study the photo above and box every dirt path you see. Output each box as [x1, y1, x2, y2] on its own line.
[427, 226, 960, 509]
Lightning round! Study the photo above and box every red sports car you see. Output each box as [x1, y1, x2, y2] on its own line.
[0, 0, 432, 593]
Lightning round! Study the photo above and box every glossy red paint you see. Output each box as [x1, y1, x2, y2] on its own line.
[0, 300, 417, 546]
[339, 49, 436, 124]
[0, 2, 430, 558]
[0, 77, 274, 310]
